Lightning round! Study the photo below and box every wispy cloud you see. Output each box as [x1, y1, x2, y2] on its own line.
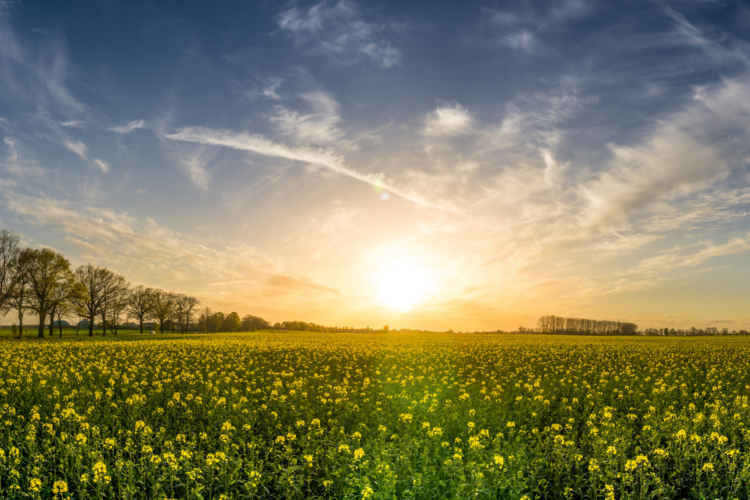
[108, 120, 147, 134]
[2, 192, 339, 301]
[92, 158, 109, 174]
[64, 140, 88, 159]
[277, 0, 401, 68]
[271, 91, 343, 144]
[422, 103, 474, 137]
[165, 126, 455, 211]
[624, 234, 750, 277]
[1, 137, 44, 178]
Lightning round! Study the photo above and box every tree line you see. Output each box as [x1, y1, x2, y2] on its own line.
[536, 315, 638, 335]
[0, 229, 207, 338]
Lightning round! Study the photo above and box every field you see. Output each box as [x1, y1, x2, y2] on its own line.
[1, 332, 749, 499]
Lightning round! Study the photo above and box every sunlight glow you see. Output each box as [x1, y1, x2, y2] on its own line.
[377, 262, 432, 310]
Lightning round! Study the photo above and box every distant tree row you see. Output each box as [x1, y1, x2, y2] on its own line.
[193, 309, 270, 333]
[536, 315, 638, 335]
[643, 327, 749, 336]
[0, 229, 202, 338]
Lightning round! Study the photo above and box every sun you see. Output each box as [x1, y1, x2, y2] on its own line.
[377, 262, 432, 310]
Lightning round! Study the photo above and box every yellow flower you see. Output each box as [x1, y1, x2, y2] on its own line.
[52, 480, 68, 494]
[28, 478, 42, 493]
[338, 444, 350, 453]
[354, 448, 365, 460]
[703, 462, 714, 472]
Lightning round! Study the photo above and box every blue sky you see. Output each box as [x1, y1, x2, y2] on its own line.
[2, 0, 750, 330]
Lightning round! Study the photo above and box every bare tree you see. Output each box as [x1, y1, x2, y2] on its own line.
[97, 274, 128, 336]
[151, 289, 176, 333]
[46, 274, 77, 338]
[73, 264, 128, 337]
[99, 272, 129, 336]
[8, 248, 34, 339]
[0, 230, 20, 315]
[106, 287, 129, 335]
[173, 294, 200, 333]
[199, 306, 213, 333]
[127, 285, 155, 333]
[25, 248, 73, 339]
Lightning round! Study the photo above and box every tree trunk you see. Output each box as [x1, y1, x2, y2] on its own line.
[140, 319, 144, 334]
[160, 321, 164, 333]
[18, 311, 24, 339]
[58, 315, 63, 337]
[88, 312, 95, 337]
[38, 312, 45, 338]
[101, 311, 106, 336]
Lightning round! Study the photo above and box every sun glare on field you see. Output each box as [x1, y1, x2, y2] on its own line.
[377, 262, 432, 310]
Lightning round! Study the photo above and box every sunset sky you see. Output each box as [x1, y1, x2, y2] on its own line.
[1, 0, 750, 331]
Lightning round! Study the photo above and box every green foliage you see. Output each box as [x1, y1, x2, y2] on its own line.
[1, 333, 750, 499]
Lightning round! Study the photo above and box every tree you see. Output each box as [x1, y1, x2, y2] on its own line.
[0, 229, 20, 315]
[174, 294, 200, 333]
[99, 273, 129, 336]
[24, 248, 73, 339]
[151, 289, 176, 333]
[198, 307, 213, 333]
[223, 312, 241, 332]
[73, 264, 127, 337]
[46, 273, 77, 338]
[127, 285, 155, 333]
[242, 314, 269, 331]
[8, 248, 34, 339]
[105, 288, 129, 335]
[210, 312, 225, 333]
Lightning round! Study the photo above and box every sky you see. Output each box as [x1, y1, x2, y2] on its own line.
[1, 0, 750, 331]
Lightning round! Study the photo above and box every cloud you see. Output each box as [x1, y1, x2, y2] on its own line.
[2, 193, 329, 296]
[246, 78, 283, 100]
[108, 120, 147, 134]
[166, 145, 213, 190]
[422, 103, 474, 137]
[505, 31, 536, 53]
[165, 126, 454, 211]
[92, 158, 109, 174]
[1, 137, 44, 177]
[64, 140, 87, 159]
[580, 75, 750, 232]
[624, 235, 750, 277]
[277, 0, 401, 68]
[265, 274, 340, 296]
[270, 91, 343, 144]
[0, 3, 87, 118]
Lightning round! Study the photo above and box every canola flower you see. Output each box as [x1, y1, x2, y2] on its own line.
[0, 331, 749, 498]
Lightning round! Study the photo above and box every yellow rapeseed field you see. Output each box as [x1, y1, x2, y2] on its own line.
[0, 332, 749, 499]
